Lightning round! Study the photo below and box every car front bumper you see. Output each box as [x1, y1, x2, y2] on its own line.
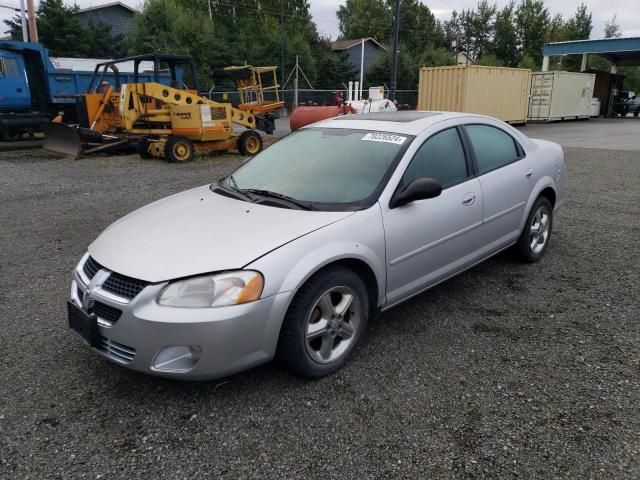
[70, 265, 292, 380]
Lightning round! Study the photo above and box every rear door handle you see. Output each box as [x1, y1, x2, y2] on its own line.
[526, 169, 535, 179]
[462, 193, 476, 206]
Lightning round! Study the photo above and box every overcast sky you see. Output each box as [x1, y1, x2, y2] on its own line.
[1, 0, 638, 41]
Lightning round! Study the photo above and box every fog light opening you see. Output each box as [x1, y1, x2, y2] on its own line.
[152, 345, 202, 373]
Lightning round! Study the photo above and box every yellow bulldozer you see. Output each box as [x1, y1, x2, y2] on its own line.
[43, 54, 283, 161]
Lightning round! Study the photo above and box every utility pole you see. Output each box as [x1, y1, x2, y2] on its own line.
[19, 0, 27, 41]
[27, 0, 37, 42]
[389, 0, 400, 102]
[294, 55, 298, 108]
[359, 38, 364, 100]
[280, 0, 285, 92]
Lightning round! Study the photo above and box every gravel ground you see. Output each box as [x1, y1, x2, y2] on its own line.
[1, 144, 639, 479]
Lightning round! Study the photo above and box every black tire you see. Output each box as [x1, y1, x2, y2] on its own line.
[634, 111, 639, 117]
[515, 196, 553, 263]
[164, 136, 194, 163]
[136, 137, 154, 159]
[237, 130, 263, 156]
[277, 266, 369, 379]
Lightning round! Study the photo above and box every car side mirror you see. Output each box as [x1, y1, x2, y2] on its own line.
[390, 177, 442, 209]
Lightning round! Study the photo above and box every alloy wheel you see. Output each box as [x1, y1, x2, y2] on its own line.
[305, 286, 361, 364]
[529, 206, 551, 254]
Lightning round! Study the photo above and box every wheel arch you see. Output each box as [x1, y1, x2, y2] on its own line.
[317, 258, 380, 319]
[519, 178, 557, 232]
[539, 186, 556, 208]
[271, 251, 385, 323]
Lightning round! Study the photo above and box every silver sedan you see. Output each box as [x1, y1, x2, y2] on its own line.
[68, 111, 566, 380]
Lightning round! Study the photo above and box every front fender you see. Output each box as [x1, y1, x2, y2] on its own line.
[279, 241, 385, 303]
[246, 205, 387, 308]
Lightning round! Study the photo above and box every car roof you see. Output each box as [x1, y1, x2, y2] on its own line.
[308, 111, 491, 135]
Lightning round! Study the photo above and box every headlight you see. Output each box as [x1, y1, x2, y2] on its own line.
[157, 271, 264, 308]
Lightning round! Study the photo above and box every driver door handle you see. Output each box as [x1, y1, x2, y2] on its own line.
[462, 193, 476, 206]
[526, 169, 535, 179]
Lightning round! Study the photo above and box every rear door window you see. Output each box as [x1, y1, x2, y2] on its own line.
[465, 124, 522, 174]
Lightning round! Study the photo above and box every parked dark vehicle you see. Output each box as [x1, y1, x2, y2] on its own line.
[612, 91, 639, 117]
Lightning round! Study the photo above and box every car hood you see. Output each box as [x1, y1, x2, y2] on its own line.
[89, 185, 353, 282]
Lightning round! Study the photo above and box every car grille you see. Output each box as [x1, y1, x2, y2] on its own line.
[83, 256, 103, 280]
[94, 301, 122, 324]
[101, 272, 149, 301]
[97, 335, 135, 363]
[81, 256, 150, 301]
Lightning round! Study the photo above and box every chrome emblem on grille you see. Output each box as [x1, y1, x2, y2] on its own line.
[82, 289, 95, 313]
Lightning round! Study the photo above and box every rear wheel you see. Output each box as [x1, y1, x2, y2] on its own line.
[277, 266, 369, 378]
[164, 136, 194, 163]
[515, 196, 553, 263]
[237, 130, 263, 156]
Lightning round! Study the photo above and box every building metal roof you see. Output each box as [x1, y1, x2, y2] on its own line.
[543, 37, 640, 66]
[75, 1, 137, 14]
[331, 38, 387, 52]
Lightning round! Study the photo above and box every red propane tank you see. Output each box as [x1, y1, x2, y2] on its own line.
[289, 106, 341, 132]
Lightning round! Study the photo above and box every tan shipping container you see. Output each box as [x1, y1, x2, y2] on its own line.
[418, 65, 532, 124]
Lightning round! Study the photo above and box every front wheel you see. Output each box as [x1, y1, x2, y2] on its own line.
[277, 266, 369, 378]
[164, 136, 194, 163]
[515, 196, 553, 263]
[136, 137, 154, 159]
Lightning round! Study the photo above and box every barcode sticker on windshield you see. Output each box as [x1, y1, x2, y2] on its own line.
[361, 133, 407, 145]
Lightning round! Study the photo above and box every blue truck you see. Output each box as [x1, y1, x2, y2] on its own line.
[0, 40, 168, 140]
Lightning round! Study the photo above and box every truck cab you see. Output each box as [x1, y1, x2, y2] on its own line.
[0, 50, 31, 110]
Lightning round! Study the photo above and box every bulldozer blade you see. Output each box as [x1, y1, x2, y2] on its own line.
[41, 122, 84, 159]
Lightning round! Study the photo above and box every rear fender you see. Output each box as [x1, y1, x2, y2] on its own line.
[519, 177, 557, 232]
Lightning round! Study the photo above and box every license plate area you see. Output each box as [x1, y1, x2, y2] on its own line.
[67, 300, 99, 347]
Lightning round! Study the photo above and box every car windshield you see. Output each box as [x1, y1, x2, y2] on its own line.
[223, 128, 412, 209]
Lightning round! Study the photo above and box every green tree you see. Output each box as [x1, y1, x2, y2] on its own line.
[515, 0, 550, 67]
[365, 43, 452, 89]
[443, 10, 461, 52]
[365, 46, 418, 89]
[492, 2, 520, 67]
[33, 0, 92, 56]
[470, 1, 497, 60]
[604, 14, 621, 39]
[477, 54, 502, 66]
[442, 1, 498, 63]
[398, 0, 445, 52]
[3, 14, 26, 40]
[336, 0, 389, 43]
[564, 3, 592, 40]
[3, 0, 127, 58]
[130, 0, 226, 89]
[337, 0, 445, 50]
[3, 0, 89, 56]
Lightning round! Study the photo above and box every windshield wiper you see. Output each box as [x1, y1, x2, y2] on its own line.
[242, 189, 315, 210]
[216, 176, 253, 202]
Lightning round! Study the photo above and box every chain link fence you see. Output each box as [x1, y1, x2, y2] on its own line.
[203, 88, 419, 112]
